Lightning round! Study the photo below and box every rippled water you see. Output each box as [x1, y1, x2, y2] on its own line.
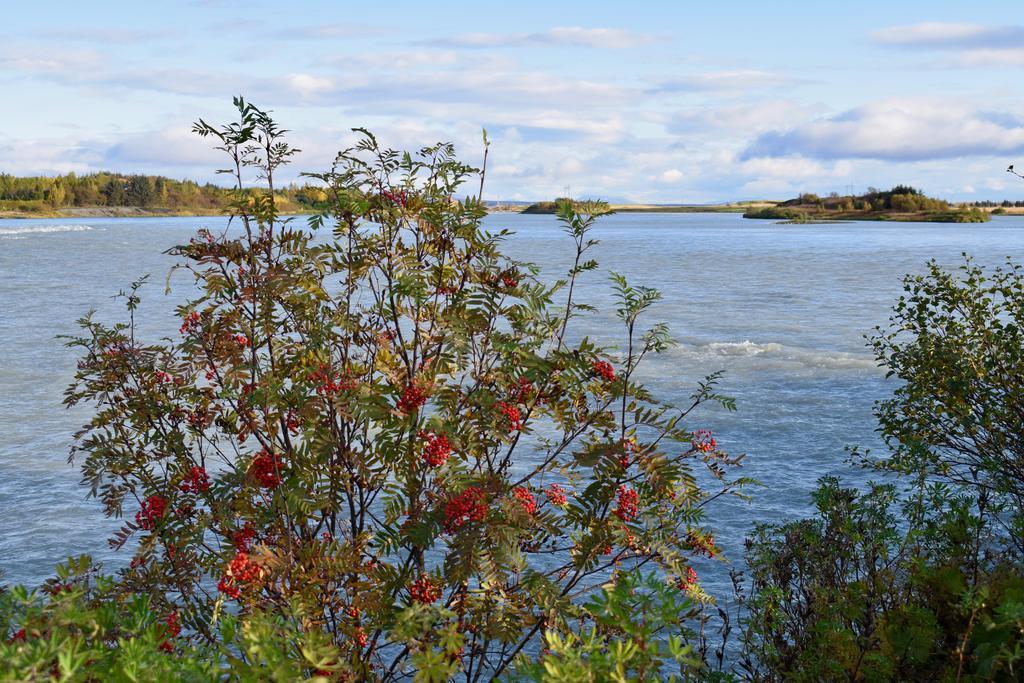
[3, 212, 1024, 591]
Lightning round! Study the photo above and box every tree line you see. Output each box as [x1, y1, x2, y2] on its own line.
[0, 172, 329, 212]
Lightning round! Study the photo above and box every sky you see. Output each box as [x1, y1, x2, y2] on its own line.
[2, 0, 1024, 203]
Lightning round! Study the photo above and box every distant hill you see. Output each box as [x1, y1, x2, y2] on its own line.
[743, 186, 989, 223]
[0, 172, 323, 217]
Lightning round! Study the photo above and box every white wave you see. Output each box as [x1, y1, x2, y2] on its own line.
[0, 225, 95, 236]
[672, 340, 877, 372]
[705, 341, 783, 356]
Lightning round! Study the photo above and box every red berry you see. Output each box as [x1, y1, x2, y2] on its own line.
[591, 360, 616, 382]
[614, 486, 639, 522]
[691, 429, 716, 453]
[420, 431, 452, 467]
[179, 310, 200, 335]
[443, 487, 488, 532]
[396, 383, 428, 414]
[250, 450, 284, 489]
[512, 486, 537, 515]
[497, 401, 522, 432]
[135, 495, 168, 531]
[409, 574, 442, 604]
[178, 466, 211, 494]
[545, 483, 568, 507]
[677, 566, 699, 591]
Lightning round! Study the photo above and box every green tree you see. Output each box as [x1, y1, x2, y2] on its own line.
[736, 257, 1024, 681]
[56, 98, 746, 680]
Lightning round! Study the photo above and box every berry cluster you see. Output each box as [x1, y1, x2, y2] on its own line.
[178, 466, 210, 494]
[284, 408, 300, 434]
[691, 429, 717, 453]
[178, 310, 201, 335]
[382, 189, 409, 208]
[155, 370, 173, 385]
[443, 487, 488, 532]
[591, 360, 616, 382]
[135, 495, 168, 531]
[621, 437, 640, 468]
[396, 383, 428, 414]
[186, 409, 209, 430]
[250, 450, 283, 489]
[354, 628, 369, 648]
[676, 566, 699, 592]
[232, 333, 249, 347]
[614, 486, 639, 522]
[217, 550, 264, 599]
[158, 611, 181, 653]
[497, 401, 522, 432]
[500, 271, 519, 289]
[419, 431, 452, 467]
[687, 530, 717, 558]
[511, 377, 535, 403]
[311, 365, 356, 397]
[232, 523, 257, 552]
[512, 486, 537, 515]
[409, 574, 442, 604]
[545, 483, 568, 507]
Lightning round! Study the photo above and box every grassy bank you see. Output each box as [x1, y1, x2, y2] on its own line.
[742, 186, 990, 223]
[743, 205, 990, 223]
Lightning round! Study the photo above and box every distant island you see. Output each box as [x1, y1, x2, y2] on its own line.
[742, 186, 990, 223]
[520, 198, 770, 214]
[0, 174, 1007, 224]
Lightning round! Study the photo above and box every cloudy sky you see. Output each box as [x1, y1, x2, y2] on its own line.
[3, 0, 1024, 202]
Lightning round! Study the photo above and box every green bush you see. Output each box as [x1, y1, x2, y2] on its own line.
[6, 98, 746, 681]
[736, 257, 1024, 680]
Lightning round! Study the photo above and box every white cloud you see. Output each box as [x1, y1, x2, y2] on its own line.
[953, 48, 1024, 66]
[743, 98, 1024, 161]
[0, 137, 101, 175]
[104, 127, 224, 168]
[871, 22, 1024, 49]
[654, 70, 795, 93]
[272, 23, 386, 40]
[672, 101, 824, 133]
[286, 73, 334, 98]
[433, 27, 659, 49]
[871, 23, 1024, 67]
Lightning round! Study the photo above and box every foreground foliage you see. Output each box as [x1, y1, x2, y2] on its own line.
[6, 101, 1023, 681]
[735, 258, 1024, 681]
[2, 98, 746, 680]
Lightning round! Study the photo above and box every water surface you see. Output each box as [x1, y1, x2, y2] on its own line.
[3, 212, 1023, 592]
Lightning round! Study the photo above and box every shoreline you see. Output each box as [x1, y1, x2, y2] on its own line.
[4, 204, 1023, 221]
[1, 205, 757, 219]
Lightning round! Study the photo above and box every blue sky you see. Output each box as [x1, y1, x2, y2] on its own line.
[3, 0, 1024, 202]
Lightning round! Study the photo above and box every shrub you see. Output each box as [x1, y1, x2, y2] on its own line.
[870, 256, 1024, 541]
[55, 98, 746, 680]
[736, 258, 1024, 680]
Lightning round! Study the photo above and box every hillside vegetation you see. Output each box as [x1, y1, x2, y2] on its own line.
[743, 186, 989, 223]
[0, 172, 326, 216]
